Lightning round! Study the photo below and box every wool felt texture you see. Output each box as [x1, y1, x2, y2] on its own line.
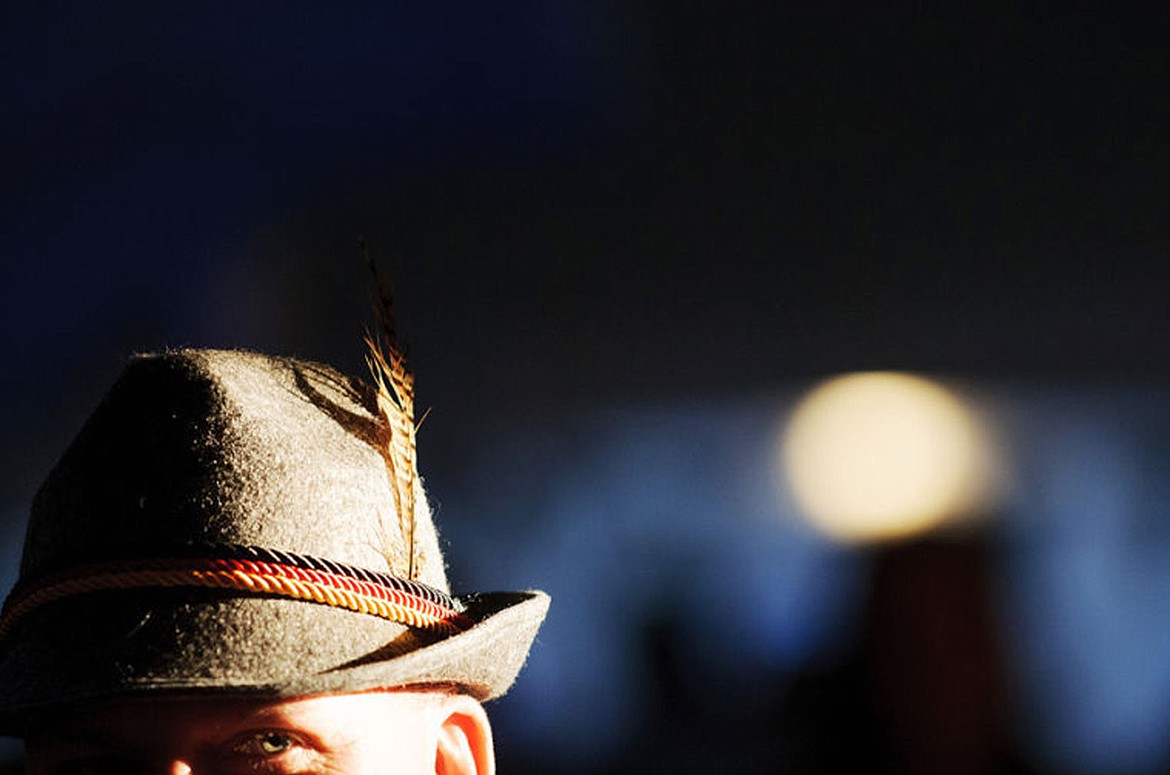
[0, 350, 548, 731]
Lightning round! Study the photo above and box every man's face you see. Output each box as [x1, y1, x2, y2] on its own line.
[24, 690, 494, 775]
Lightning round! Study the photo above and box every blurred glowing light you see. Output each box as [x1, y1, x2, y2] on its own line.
[782, 372, 994, 543]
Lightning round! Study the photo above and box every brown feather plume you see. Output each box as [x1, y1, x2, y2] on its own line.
[361, 240, 420, 580]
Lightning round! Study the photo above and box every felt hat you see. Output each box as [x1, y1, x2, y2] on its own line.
[0, 349, 549, 731]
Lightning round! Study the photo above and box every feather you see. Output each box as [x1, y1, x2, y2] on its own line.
[361, 241, 421, 580]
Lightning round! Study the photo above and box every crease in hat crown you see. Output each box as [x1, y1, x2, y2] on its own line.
[0, 348, 549, 725]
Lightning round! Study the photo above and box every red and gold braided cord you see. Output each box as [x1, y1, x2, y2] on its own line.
[0, 556, 470, 641]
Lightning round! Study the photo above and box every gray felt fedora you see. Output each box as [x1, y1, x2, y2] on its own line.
[0, 348, 548, 731]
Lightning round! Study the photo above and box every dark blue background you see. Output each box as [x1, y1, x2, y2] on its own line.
[4, 4, 1170, 773]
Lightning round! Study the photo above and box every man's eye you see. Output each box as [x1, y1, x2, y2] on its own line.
[233, 730, 300, 757]
[257, 733, 293, 755]
[222, 730, 322, 775]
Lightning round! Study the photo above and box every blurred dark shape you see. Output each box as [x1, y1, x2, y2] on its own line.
[863, 536, 1031, 775]
[610, 613, 795, 774]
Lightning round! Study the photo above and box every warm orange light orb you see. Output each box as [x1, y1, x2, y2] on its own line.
[782, 372, 994, 543]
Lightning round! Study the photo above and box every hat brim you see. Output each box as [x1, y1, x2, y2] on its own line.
[0, 587, 549, 735]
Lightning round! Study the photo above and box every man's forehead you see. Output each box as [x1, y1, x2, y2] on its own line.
[29, 690, 443, 740]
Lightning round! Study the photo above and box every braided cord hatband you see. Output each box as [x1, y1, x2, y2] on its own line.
[0, 546, 470, 642]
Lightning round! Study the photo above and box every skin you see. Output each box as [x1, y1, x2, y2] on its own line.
[23, 690, 495, 775]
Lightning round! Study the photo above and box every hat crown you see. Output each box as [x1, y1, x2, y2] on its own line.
[24, 349, 448, 591]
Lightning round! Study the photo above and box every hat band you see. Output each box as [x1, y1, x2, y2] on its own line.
[0, 545, 470, 642]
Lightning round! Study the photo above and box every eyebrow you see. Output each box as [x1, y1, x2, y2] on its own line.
[25, 700, 339, 756]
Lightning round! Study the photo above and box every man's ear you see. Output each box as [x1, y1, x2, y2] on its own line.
[435, 694, 495, 775]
